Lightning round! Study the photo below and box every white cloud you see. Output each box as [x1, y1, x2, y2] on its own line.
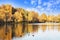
[43, 2, 52, 8]
[31, 0, 36, 5]
[42, 2, 53, 13]
[36, 1, 53, 13]
[27, 0, 60, 14]
[56, 0, 60, 4]
[49, 0, 60, 5]
[36, 5, 41, 9]
[38, 0, 41, 4]
[26, 8, 39, 12]
[24, 1, 28, 4]
[47, 3, 52, 8]
[31, 1, 35, 4]
[36, 5, 45, 11]
[43, 2, 47, 6]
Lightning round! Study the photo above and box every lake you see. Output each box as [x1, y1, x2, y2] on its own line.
[0, 23, 60, 40]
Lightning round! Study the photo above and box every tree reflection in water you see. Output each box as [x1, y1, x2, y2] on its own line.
[0, 23, 60, 40]
[0, 24, 12, 40]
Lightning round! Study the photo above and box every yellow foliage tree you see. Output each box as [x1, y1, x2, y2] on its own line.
[13, 11, 23, 22]
[57, 14, 60, 22]
[27, 11, 33, 22]
[47, 15, 55, 22]
[39, 13, 47, 22]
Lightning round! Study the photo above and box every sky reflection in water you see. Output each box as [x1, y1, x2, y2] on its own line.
[12, 23, 60, 40]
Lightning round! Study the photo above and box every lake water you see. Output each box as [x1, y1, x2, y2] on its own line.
[0, 23, 60, 40]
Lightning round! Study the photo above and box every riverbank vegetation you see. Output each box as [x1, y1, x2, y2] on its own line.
[0, 4, 60, 23]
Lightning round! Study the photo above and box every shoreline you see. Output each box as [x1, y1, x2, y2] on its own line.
[28, 23, 60, 25]
[0, 22, 60, 25]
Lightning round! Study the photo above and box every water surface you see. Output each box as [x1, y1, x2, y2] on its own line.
[0, 23, 60, 40]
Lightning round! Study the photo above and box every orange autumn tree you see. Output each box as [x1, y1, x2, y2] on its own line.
[0, 4, 60, 23]
[28, 11, 39, 22]
[27, 11, 33, 22]
[13, 8, 29, 22]
[0, 7, 5, 21]
[57, 14, 60, 22]
[39, 13, 47, 22]
[13, 9, 23, 22]
[1, 4, 12, 22]
[47, 15, 55, 22]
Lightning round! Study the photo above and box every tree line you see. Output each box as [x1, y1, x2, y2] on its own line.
[0, 4, 60, 23]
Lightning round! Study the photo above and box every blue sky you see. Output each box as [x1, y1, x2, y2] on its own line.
[0, 0, 60, 15]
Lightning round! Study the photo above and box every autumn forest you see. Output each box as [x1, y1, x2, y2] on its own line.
[0, 4, 60, 23]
